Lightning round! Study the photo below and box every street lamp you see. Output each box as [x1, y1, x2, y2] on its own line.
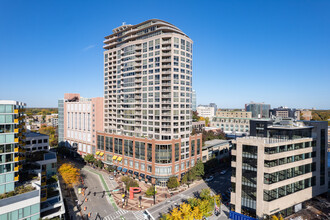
[153, 183, 156, 205]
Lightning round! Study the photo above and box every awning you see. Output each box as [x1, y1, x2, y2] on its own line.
[112, 155, 118, 160]
[122, 168, 128, 173]
[140, 173, 145, 178]
[146, 175, 152, 180]
[117, 167, 122, 171]
[128, 170, 133, 174]
[96, 151, 100, 155]
[99, 152, 104, 156]
[117, 157, 122, 162]
[134, 171, 139, 176]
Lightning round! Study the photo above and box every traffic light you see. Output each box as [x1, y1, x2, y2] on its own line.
[94, 192, 96, 196]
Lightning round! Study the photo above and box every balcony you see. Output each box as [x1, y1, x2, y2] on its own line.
[14, 166, 19, 171]
[14, 128, 18, 133]
[14, 147, 18, 152]
[14, 157, 19, 162]
[14, 175, 19, 181]
[14, 109, 19, 114]
[14, 119, 18, 123]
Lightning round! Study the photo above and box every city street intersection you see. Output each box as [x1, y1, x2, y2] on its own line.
[72, 165, 231, 220]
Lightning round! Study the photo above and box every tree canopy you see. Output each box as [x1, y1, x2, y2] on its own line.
[167, 176, 180, 189]
[58, 163, 80, 188]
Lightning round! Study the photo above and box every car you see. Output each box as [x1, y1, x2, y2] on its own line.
[109, 176, 114, 180]
[205, 176, 214, 182]
[220, 170, 227, 175]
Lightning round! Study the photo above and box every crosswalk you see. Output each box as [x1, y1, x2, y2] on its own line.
[133, 210, 145, 219]
[103, 209, 147, 220]
[103, 209, 128, 220]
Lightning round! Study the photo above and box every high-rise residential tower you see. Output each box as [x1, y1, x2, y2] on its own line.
[98, 19, 202, 186]
[0, 100, 26, 194]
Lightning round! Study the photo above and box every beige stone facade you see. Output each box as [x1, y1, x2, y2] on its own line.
[231, 132, 328, 218]
[211, 111, 252, 134]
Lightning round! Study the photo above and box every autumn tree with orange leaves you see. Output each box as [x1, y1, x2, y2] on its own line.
[58, 163, 80, 188]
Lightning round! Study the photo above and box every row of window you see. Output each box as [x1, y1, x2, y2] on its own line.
[264, 162, 315, 184]
[264, 141, 314, 154]
[264, 151, 316, 168]
[264, 177, 316, 201]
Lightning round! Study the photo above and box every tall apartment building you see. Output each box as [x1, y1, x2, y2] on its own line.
[245, 102, 271, 119]
[0, 100, 26, 194]
[192, 90, 196, 111]
[98, 19, 202, 186]
[60, 93, 103, 156]
[211, 110, 252, 135]
[231, 119, 328, 219]
[0, 101, 42, 220]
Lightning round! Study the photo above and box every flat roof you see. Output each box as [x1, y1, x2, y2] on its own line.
[204, 139, 229, 146]
[0, 190, 39, 207]
[24, 132, 48, 138]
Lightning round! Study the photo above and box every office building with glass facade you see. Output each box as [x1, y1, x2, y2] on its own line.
[231, 119, 328, 219]
[99, 19, 202, 186]
[245, 102, 271, 119]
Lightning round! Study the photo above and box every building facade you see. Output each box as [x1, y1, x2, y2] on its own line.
[0, 100, 26, 194]
[24, 132, 49, 153]
[60, 93, 104, 156]
[231, 119, 328, 219]
[211, 110, 252, 135]
[100, 19, 202, 186]
[245, 102, 271, 119]
[192, 90, 196, 111]
[201, 139, 230, 163]
[197, 105, 215, 119]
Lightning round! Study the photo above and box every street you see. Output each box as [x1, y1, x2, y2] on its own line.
[67, 161, 231, 220]
[147, 170, 232, 220]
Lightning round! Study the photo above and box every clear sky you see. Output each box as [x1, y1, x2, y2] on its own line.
[0, 0, 329, 109]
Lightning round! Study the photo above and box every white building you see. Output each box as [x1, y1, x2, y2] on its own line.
[197, 106, 215, 120]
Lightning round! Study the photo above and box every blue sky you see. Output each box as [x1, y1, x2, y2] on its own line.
[0, 0, 329, 109]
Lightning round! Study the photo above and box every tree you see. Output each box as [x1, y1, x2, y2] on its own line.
[84, 154, 96, 164]
[271, 215, 279, 220]
[181, 174, 188, 185]
[200, 188, 211, 201]
[205, 117, 210, 127]
[180, 203, 192, 219]
[191, 206, 203, 220]
[145, 185, 157, 197]
[194, 160, 204, 177]
[96, 159, 103, 169]
[167, 176, 179, 189]
[192, 111, 200, 122]
[38, 125, 58, 147]
[121, 176, 139, 191]
[58, 163, 80, 188]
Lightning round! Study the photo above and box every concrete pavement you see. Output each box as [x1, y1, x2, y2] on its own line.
[79, 165, 230, 219]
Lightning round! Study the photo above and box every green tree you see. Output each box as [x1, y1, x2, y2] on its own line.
[205, 117, 210, 127]
[145, 185, 157, 197]
[96, 159, 103, 169]
[167, 176, 179, 189]
[121, 176, 139, 191]
[194, 159, 204, 177]
[84, 154, 96, 164]
[181, 173, 188, 185]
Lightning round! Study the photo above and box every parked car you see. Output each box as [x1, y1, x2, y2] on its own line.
[109, 176, 114, 180]
[220, 170, 227, 175]
[205, 176, 214, 182]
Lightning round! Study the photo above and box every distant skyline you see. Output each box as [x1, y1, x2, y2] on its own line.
[0, 0, 329, 109]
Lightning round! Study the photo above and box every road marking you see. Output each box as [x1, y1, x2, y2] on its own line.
[83, 168, 118, 211]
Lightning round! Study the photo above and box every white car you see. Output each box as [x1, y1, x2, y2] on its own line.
[205, 176, 214, 182]
[220, 170, 227, 175]
[109, 176, 114, 180]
